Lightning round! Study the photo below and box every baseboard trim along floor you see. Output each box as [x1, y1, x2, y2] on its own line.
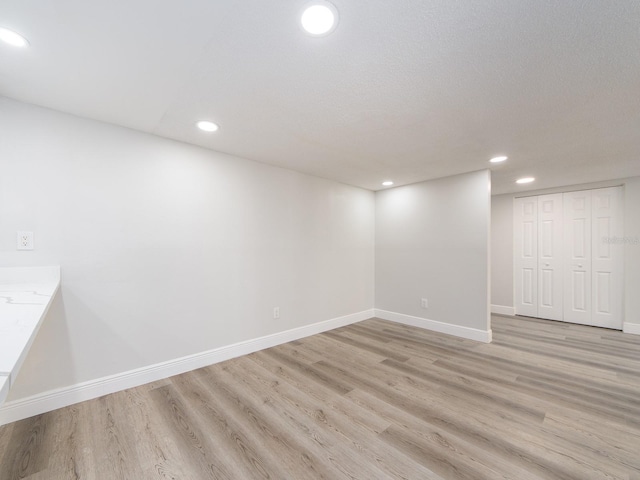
[0, 309, 375, 426]
[623, 322, 640, 335]
[491, 304, 516, 316]
[0, 307, 496, 425]
[374, 309, 492, 343]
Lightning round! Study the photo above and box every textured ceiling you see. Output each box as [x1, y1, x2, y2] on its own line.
[1, 0, 639, 194]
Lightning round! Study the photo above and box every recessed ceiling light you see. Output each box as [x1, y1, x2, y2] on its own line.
[196, 120, 219, 132]
[490, 156, 508, 163]
[382, 181, 394, 187]
[516, 177, 535, 184]
[301, 2, 338, 36]
[0, 27, 29, 47]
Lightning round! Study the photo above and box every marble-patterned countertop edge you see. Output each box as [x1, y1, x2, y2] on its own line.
[0, 266, 60, 405]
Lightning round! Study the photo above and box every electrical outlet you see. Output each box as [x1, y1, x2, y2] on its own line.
[273, 307, 280, 319]
[421, 298, 428, 309]
[17, 231, 34, 251]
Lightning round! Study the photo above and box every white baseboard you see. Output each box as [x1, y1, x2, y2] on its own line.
[374, 309, 492, 343]
[623, 322, 640, 336]
[0, 309, 374, 426]
[491, 304, 515, 316]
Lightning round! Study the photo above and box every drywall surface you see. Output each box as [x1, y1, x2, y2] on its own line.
[624, 176, 640, 327]
[491, 177, 640, 326]
[375, 170, 491, 331]
[491, 194, 515, 309]
[0, 97, 375, 400]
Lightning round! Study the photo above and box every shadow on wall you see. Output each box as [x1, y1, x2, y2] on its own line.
[5, 291, 73, 401]
[6, 287, 142, 401]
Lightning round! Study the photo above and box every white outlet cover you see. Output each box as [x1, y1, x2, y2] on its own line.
[17, 231, 34, 250]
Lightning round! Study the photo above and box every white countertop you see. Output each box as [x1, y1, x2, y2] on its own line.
[0, 266, 60, 404]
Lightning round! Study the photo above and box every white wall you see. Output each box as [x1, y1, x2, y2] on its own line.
[491, 194, 514, 313]
[375, 170, 491, 340]
[623, 177, 640, 333]
[0, 97, 375, 402]
[491, 177, 640, 332]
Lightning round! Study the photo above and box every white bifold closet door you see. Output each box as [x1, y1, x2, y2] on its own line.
[514, 196, 538, 317]
[515, 187, 623, 328]
[537, 194, 564, 320]
[563, 190, 592, 325]
[564, 187, 623, 329]
[514, 194, 563, 320]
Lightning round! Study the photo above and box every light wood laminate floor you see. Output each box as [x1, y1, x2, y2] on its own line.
[1, 315, 640, 479]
